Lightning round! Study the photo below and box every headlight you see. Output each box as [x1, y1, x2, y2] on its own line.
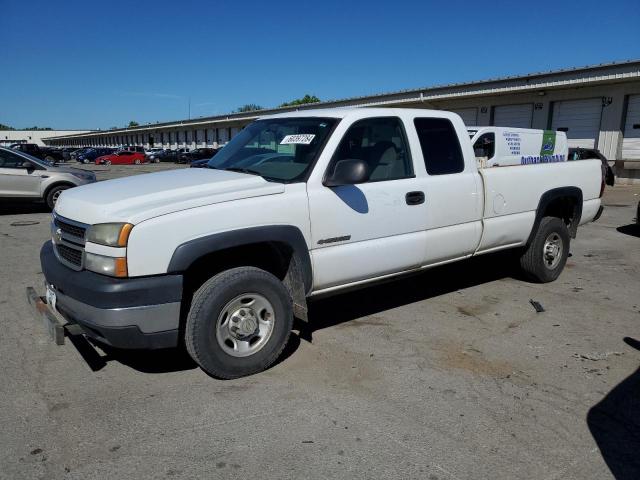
[85, 252, 128, 277]
[86, 223, 133, 247]
[71, 172, 95, 181]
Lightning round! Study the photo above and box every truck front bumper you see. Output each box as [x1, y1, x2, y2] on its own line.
[37, 241, 183, 349]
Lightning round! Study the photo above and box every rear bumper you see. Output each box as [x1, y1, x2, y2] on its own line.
[39, 241, 183, 349]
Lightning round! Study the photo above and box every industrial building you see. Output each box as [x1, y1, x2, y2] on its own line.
[45, 60, 640, 180]
[0, 130, 92, 147]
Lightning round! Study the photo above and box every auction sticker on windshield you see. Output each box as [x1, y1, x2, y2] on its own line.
[280, 134, 315, 145]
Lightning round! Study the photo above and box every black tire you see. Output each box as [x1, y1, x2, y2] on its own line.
[519, 216, 570, 283]
[44, 155, 55, 163]
[185, 267, 293, 379]
[45, 185, 70, 210]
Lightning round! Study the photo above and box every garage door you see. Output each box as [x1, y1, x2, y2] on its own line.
[493, 104, 533, 128]
[450, 108, 478, 126]
[622, 94, 640, 159]
[551, 98, 602, 148]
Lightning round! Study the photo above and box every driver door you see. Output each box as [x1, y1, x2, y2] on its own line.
[306, 116, 428, 291]
[0, 149, 42, 197]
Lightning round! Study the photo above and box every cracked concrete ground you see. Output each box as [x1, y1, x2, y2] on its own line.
[1, 164, 639, 479]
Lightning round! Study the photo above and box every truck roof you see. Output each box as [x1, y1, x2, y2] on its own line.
[259, 107, 463, 121]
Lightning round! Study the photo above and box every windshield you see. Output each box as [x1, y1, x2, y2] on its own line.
[207, 117, 338, 182]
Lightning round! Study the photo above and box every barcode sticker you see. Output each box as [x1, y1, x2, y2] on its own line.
[280, 134, 315, 145]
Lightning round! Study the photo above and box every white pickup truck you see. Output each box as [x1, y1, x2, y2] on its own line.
[34, 108, 604, 378]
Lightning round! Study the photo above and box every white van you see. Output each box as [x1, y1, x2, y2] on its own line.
[468, 127, 568, 168]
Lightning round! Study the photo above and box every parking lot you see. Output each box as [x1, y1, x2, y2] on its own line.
[0, 163, 639, 479]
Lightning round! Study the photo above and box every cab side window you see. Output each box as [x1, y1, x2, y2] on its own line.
[0, 149, 26, 168]
[414, 118, 465, 175]
[331, 117, 413, 182]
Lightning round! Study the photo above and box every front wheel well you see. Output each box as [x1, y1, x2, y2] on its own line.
[181, 242, 308, 322]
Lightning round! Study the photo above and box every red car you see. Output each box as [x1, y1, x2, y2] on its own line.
[95, 150, 146, 165]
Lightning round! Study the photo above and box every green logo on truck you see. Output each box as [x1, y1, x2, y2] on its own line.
[540, 130, 556, 156]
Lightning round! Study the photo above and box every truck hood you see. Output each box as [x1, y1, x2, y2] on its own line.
[54, 168, 285, 225]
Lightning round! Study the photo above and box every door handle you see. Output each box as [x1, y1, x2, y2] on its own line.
[405, 191, 425, 205]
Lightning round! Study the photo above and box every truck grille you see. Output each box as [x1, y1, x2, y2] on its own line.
[56, 243, 83, 267]
[54, 216, 87, 240]
[51, 214, 88, 271]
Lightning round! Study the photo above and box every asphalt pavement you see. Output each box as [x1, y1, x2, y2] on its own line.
[1, 164, 639, 479]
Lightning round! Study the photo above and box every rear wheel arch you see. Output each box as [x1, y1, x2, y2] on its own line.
[526, 187, 582, 245]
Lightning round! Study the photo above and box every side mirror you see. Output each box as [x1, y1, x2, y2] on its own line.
[324, 159, 370, 187]
[22, 160, 35, 171]
[474, 147, 486, 157]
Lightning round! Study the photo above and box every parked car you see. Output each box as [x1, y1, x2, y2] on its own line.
[0, 146, 96, 209]
[61, 147, 79, 162]
[76, 147, 114, 164]
[189, 158, 210, 168]
[160, 149, 179, 162]
[146, 148, 168, 163]
[34, 107, 606, 379]
[70, 147, 91, 162]
[122, 145, 146, 154]
[10, 143, 64, 163]
[95, 150, 146, 165]
[177, 147, 218, 164]
[569, 147, 615, 186]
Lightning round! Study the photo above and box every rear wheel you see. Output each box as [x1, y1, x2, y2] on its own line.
[185, 267, 293, 379]
[519, 216, 570, 283]
[44, 155, 55, 163]
[45, 185, 70, 210]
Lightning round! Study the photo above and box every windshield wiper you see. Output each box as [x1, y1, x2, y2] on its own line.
[224, 167, 263, 177]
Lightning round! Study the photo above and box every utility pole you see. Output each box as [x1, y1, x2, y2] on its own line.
[188, 97, 191, 120]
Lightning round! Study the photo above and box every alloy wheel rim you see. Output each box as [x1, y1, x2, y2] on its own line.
[215, 293, 275, 357]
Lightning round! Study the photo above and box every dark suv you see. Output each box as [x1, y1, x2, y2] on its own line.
[177, 147, 218, 164]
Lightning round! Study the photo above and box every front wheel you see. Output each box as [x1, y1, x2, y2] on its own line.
[134, 159, 141, 165]
[519, 216, 570, 283]
[185, 267, 293, 379]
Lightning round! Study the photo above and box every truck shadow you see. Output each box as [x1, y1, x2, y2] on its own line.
[587, 337, 640, 479]
[305, 251, 519, 335]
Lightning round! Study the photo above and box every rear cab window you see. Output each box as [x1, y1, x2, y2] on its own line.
[414, 118, 465, 175]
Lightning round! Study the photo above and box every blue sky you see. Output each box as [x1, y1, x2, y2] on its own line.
[1, 0, 638, 129]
